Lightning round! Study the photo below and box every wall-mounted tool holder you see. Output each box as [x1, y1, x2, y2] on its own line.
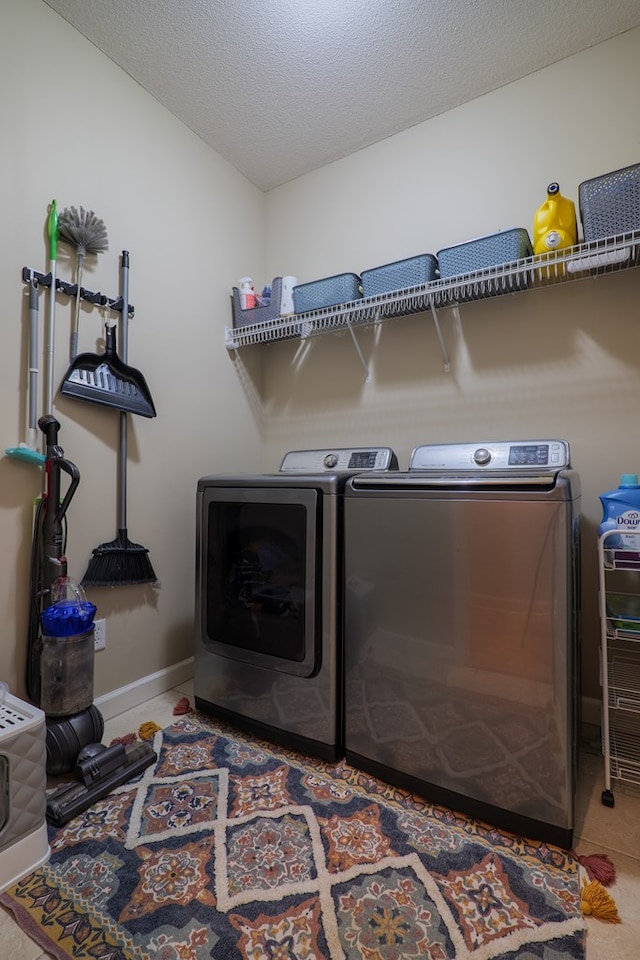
[22, 267, 134, 318]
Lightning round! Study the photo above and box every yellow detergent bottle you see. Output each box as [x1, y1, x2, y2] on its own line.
[533, 182, 577, 254]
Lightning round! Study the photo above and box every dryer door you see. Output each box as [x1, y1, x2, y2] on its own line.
[197, 485, 320, 677]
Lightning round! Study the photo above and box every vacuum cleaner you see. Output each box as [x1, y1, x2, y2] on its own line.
[26, 415, 157, 820]
[46, 739, 156, 826]
[26, 414, 105, 775]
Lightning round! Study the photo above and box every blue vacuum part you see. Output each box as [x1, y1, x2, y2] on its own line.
[40, 598, 97, 637]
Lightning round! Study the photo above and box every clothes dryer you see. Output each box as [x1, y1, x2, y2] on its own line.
[195, 446, 398, 760]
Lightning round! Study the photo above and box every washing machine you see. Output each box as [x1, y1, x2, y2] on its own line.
[195, 446, 398, 760]
[343, 439, 581, 847]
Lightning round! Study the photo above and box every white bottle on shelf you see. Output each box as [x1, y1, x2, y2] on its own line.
[238, 277, 256, 310]
[281, 276, 297, 315]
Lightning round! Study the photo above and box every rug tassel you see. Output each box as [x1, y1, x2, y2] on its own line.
[109, 732, 138, 747]
[580, 879, 621, 922]
[576, 852, 617, 886]
[139, 721, 162, 741]
[173, 696, 192, 715]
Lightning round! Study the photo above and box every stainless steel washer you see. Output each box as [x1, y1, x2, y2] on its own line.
[195, 447, 398, 760]
[344, 440, 581, 847]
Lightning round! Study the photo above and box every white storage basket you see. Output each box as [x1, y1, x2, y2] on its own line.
[0, 689, 50, 891]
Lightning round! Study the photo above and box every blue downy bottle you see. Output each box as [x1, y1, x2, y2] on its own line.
[598, 474, 640, 549]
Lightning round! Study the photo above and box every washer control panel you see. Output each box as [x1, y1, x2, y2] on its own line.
[280, 447, 399, 473]
[409, 440, 570, 472]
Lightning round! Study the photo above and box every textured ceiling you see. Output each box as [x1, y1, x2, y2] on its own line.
[44, 0, 640, 191]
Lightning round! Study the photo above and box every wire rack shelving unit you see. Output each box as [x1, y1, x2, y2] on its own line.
[598, 530, 640, 805]
[225, 231, 640, 378]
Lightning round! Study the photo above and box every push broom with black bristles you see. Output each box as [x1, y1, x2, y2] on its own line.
[82, 251, 158, 588]
[58, 205, 109, 361]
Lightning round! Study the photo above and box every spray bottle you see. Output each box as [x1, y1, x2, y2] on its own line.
[238, 277, 256, 310]
[598, 474, 640, 550]
[533, 182, 577, 255]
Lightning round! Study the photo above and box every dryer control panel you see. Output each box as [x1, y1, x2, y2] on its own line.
[409, 440, 570, 472]
[280, 447, 398, 473]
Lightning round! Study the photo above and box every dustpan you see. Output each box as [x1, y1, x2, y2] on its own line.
[59, 323, 156, 418]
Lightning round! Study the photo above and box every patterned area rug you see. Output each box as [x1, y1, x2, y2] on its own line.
[1, 711, 586, 959]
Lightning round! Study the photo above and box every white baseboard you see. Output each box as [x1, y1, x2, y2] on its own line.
[94, 657, 194, 721]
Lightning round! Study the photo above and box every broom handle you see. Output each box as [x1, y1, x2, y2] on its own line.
[118, 251, 130, 531]
[119, 415, 128, 531]
[45, 201, 58, 421]
[120, 251, 129, 365]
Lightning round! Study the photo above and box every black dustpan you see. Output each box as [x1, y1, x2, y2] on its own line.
[60, 323, 156, 418]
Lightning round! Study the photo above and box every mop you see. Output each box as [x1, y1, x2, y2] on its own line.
[4, 277, 46, 465]
[5, 202, 59, 466]
[58, 205, 109, 360]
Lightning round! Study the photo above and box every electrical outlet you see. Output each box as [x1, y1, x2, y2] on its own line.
[94, 618, 106, 651]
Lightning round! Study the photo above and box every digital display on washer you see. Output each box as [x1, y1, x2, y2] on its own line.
[508, 444, 549, 466]
[348, 451, 379, 469]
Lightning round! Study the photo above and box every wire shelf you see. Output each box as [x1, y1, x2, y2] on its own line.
[607, 625, 640, 643]
[607, 642, 640, 711]
[608, 710, 640, 785]
[224, 231, 640, 350]
[602, 547, 640, 572]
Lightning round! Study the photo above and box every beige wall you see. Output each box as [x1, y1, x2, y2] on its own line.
[262, 27, 640, 703]
[0, 1, 265, 700]
[2, 6, 639, 710]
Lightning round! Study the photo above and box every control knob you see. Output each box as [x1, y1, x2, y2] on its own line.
[473, 447, 492, 466]
[324, 453, 338, 469]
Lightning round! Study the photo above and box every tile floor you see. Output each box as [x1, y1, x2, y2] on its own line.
[1, 679, 638, 959]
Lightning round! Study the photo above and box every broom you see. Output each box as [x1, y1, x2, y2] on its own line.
[82, 251, 157, 587]
[58, 205, 109, 360]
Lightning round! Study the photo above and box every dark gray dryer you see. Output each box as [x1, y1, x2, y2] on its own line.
[343, 439, 581, 847]
[195, 446, 398, 761]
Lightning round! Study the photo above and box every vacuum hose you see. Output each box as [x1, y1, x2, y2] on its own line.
[39, 415, 80, 589]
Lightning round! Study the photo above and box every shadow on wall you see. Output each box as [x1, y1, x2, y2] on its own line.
[230, 266, 640, 417]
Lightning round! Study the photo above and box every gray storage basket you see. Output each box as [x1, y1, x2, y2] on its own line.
[437, 228, 533, 278]
[361, 254, 439, 297]
[293, 273, 362, 314]
[231, 277, 283, 329]
[579, 162, 640, 242]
